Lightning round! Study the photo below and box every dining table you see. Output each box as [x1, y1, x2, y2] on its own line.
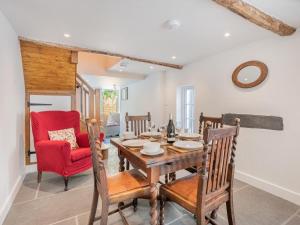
[110, 136, 205, 225]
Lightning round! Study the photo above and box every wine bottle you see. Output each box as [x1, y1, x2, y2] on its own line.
[167, 114, 176, 144]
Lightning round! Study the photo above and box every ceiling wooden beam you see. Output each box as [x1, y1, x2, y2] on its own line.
[212, 0, 296, 36]
[19, 37, 183, 69]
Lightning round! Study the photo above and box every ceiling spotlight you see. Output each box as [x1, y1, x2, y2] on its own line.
[171, 56, 177, 60]
[163, 19, 181, 30]
[224, 32, 231, 38]
[150, 66, 154, 69]
[64, 33, 71, 38]
[120, 61, 129, 68]
[119, 69, 123, 72]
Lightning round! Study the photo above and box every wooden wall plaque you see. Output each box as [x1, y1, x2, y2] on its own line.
[223, 113, 283, 131]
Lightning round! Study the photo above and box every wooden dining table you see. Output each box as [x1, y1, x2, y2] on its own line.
[110, 137, 205, 225]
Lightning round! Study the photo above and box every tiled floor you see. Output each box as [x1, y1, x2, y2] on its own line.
[3, 146, 300, 225]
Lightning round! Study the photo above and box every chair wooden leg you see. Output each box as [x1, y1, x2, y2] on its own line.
[169, 172, 176, 182]
[164, 174, 168, 184]
[211, 208, 219, 219]
[88, 187, 99, 225]
[150, 183, 158, 225]
[159, 195, 165, 225]
[64, 177, 69, 191]
[195, 207, 206, 225]
[226, 197, 236, 225]
[126, 160, 130, 170]
[133, 198, 138, 212]
[100, 202, 109, 225]
[196, 214, 206, 225]
[37, 171, 42, 183]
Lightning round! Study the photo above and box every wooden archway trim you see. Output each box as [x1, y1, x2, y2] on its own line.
[232, 60, 268, 88]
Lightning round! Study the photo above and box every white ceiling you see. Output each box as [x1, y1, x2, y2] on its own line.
[81, 74, 144, 90]
[108, 58, 170, 74]
[0, 0, 299, 66]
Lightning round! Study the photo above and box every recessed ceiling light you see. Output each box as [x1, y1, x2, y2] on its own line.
[224, 32, 231, 38]
[163, 19, 181, 30]
[120, 61, 129, 68]
[150, 66, 154, 69]
[119, 69, 123, 72]
[64, 33, 71, 38]
[171, 56, 177, 60]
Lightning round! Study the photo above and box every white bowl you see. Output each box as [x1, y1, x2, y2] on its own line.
[143, 142, 160, 153]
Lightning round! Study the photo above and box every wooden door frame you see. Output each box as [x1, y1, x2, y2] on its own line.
[25, 90, 76, 165]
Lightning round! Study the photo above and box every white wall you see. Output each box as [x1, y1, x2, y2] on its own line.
[0, 11, 25, 224]
[164, 32, 300, 204]
[120, 72, 166, 133]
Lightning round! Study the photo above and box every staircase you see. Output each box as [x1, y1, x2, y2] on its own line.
[76, 74, 101, 131]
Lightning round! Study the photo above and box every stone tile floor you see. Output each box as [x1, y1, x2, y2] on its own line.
[3, 146, 300, 225]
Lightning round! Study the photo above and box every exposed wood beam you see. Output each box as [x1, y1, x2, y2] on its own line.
[19, 37, 183, 69]
[212, 0, 296, 36]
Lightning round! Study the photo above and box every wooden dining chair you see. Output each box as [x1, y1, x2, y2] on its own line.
[199, 112, 224, 134]
[160, 118, 240, 225]
[87, 119, 151, 225]
[125, 112, 151, 170]
[187, 112, 225, 182]
[125, 112, 151, 136]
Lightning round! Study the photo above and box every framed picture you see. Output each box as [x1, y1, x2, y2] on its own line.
[121, 87, 128, 100]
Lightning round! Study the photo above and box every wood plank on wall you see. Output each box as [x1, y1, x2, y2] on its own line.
[20, 40, 76, 92]
[223, 113, 284, 130]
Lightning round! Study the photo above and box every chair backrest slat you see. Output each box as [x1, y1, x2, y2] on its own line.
[125, 112, 151, 136]
[199, 112, 224, 134]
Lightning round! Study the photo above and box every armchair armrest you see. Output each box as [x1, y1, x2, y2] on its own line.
[77, 132, 105, 148]
[35, 140, 71, 167]
[76, 132, 90, 148]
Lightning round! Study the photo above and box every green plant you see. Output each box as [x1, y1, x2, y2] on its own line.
[103, 89, 117, 100]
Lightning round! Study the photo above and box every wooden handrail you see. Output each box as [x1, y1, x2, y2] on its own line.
[76, 73, 94, 91]
[76, 74, 100, 130]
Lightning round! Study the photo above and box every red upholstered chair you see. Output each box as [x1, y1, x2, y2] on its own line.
[31, 110, 102, 191]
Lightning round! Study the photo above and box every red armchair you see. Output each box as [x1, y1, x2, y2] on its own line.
[31, 110, 98, 191]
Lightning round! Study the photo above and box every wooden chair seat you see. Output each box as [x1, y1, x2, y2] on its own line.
[108, 169, 150, 203]
[160, 174, 229, 214]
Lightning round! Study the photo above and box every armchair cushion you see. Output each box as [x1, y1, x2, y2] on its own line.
[70, 148, 91, 162]
[48, 128, 78, 149]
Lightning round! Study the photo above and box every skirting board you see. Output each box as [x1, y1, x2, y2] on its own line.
[0, 174, 25, 225]
[236, 170, 300, 206]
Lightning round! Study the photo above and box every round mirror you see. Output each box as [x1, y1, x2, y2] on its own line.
[232, 61, 268, 88]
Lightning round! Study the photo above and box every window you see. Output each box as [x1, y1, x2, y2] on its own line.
[176, 86, 195, 133]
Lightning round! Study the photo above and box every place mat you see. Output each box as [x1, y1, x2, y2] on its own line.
[167, 145, 202, 153]
[178, 137, 202, 141]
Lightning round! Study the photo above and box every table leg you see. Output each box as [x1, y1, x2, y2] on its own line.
[150, 183, 158, 225]
[118, 148, 125, 172]
[169, 172, 176, 182]
[118, 148, 125, 208]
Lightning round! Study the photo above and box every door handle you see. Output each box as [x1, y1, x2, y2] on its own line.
[27, 102, 53, 107]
